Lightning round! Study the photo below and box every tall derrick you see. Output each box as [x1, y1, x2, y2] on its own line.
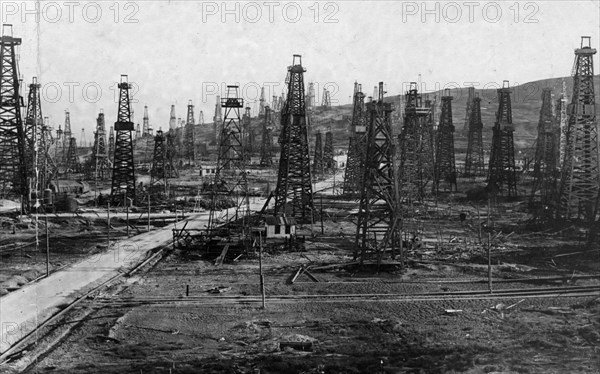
[321, 88, 331, 109]
[355, 82, 401, 264]
[65, 137, 80, 172]
[198, 111, 204, 126]
[150, 130, 168, 196]
[213, 95, 222, 142]
[142, 105, 150, 136]
[0, 25, 27, 199]
[260, 106, 274, 167]
[558, 80, 568, 166]
[169, 105, 176, 130]
[399, 83, 435, 203]
[92, 110, 111, 180]
[62, 110, 72, 167]
[434, 89, 457, 192]
[312, 131, 323, 177]
[531, 88, 559, 220]
[462, 87, 475, 135]
[110, 75, 136, 206]
[557, 36, 599, 220]
[207, 85, 249, 237]
[135, 124, 141, 139]
[39, 117, 56, 192]
[24, 77, 43, 207]
[324, 130, 334, 171]
[165, 132, 179, 178]
[242, 106, 253, 156]
[343, 82, 367, 196]
[487, 81, 517, 196]
[184, 100, 195, 165]
[464, 94, 485, 177]
[272, 95, 279, 112]
[259, 87, 266, 116]
[307, 82, 316, 111]
[274, 55, 314, 220]
[108, 127, 115, 163]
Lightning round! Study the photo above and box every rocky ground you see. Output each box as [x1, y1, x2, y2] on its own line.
[2, 193, 597, 374]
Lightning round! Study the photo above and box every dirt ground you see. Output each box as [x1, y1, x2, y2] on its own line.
[5, 195, 598, 374]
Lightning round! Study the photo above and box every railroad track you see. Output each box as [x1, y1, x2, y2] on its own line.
[0, 244, 170, 366]
[94, 285, 600, 306]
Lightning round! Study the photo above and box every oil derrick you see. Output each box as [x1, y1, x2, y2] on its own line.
[355, 82, 401, 263]
[464, 95, 485, 177]
[343, 82, 367, 196]
[321, 88, 331, 109]
[24, 77, 43, 206]
[165, 132, 179, 178]
[150, 130, 168, 196]
[272, 95, 279, 112]
[274, 55, 314, 220]
[62, 110, 72, 167]
[108, 127, 114, 162]
[198, 110, 204, 126]
[324, 130, 334, 171]
[462, 87, 475, 135]
[558, 80, 568, 166]
[307, 82, 316, 111]
[207, 85, 249, 238]
[557, 37, 599, 221]
[92, 110, 111, 180]
[66, 137, 80, 172]
[242, 106, 253, 156]
[487, 81, 517, 196]
[260, 106, 274, 167]
[531, 88, 559, 220]
[434, 90, 457, 192]
[135, 124, 141, 139]
[312, 131, 323, 176]
[169, 105, 176, 130]
[213, 95, 222, 142]
[39, 117, 56, 192]
[399, 83, 435, 202]
[184, 100, 195, 165]
[0, 27, 27, 199]
[259, 87, 266, 116]
[110, 75, 136, 206]
[142, 105, 150, 136]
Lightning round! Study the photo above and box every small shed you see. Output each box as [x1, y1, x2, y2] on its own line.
[264, 215, 297, 239]
[199, 165, 218, 177]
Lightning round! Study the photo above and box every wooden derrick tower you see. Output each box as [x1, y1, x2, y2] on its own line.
[487, 81, 517, 196]
[274, 55, 314, 220]
[399, 83, 434, 203]
[324, 130, 334, 172]
[259, 106, 274, 167]
[110, 75, 136, 206]
[92, 110, 111, 180]
[206, 85, 250, 238]
[355, 82, 401, 264]
[531, 88, 559, 220]
[184, 100, 195, 166]
[312, 131, 323, 177]
[150, 130, 168, 196]
[557, 36, 599, 221]
[343, 82, 367, 196]
[464, 94, 485, 177]
[434, 89, 457, 192]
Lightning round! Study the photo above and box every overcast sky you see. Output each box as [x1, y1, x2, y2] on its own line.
[3, 0, 599, 142]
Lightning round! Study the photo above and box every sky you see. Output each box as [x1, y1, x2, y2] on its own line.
[2, 0, 599, 143]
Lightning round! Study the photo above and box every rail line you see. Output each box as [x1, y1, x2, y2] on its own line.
[0, 244, 170, 366]
[93, 285, 600, 306]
